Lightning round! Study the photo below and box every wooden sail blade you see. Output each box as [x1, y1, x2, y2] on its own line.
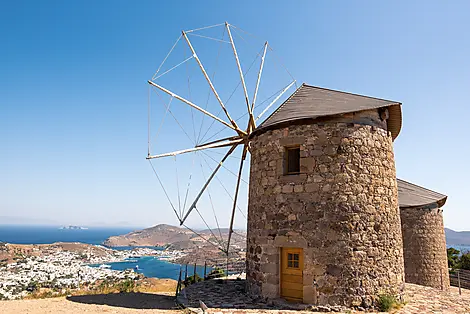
[226, 144, 248, 254]
[180, 144, 239, 225]
[146, 138, 243, 160]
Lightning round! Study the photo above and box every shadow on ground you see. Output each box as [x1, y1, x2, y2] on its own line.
[67, 292, 178, 310]
[180, 279, 310, 311]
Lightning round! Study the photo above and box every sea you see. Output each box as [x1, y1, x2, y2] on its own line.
[448, 244, 470, 253]
[2, 225, 468, 280]
[0, 225, 206, 280]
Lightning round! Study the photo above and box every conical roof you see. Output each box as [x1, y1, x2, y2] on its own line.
[256, 83, 402, 140]
[397, 179, 447, 209]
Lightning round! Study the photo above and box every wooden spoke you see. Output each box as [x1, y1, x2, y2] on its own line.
[256, 80, 296, 122]
[226, 144, 248, 253]
[226, 23, 252, 123]
[195, 135, 241, 148]
[148, 80, 245, 135]
[180, 144, 239, 225]
[250, 42, 268, 130]
[146, 138, 242, 160]
[182, 31, 243, 134]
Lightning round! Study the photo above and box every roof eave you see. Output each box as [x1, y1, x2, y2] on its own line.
[388, 103, 402, 141]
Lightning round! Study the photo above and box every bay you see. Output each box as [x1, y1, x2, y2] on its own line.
[0, 225, 205, 280]
[90, 256, 212, 279]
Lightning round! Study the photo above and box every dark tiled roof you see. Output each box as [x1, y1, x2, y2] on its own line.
[256, 83, 402, 140]
[398, 179, 447, 209]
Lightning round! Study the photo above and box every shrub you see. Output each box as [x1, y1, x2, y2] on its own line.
[205, 267, 225, 280]
[460, 253, 470, 270]
[447, 247, 470, 271]
[184, 273, 202, 286]
[377, 294, 398, 312]
[27, 281, 40, 293]
[448, 247, 461, 269]
[117, 279, 135, 293]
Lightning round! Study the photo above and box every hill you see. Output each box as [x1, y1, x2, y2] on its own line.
[103, 224, 245, 248]
[445, 228, 470, 246]
[103, 224, 193, 247]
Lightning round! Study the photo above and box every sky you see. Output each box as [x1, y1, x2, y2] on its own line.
[1, 1, 470, 230]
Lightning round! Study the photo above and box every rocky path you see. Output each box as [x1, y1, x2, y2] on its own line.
[179, 280, 470, 314]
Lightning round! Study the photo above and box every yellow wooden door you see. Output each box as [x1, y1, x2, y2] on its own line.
[281, 247, 303, 302]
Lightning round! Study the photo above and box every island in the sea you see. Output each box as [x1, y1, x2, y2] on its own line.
[59, 225, 88, 230]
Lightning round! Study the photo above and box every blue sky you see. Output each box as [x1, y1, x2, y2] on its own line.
[1, 1, 469, 230]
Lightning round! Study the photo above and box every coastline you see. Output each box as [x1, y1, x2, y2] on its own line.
[0, 242, 186, 300]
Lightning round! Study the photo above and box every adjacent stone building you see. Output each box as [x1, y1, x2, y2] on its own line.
[398, 179, 449, 290]
[246, 84, 405, 307]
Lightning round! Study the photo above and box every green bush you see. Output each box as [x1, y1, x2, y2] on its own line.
[184, 273, 202, 286]
[27, 281, 40, 293]
[447, 247, 470, 271]
[205, 267, 225, 279]
[448, 247, 461, 269]
[117, 279, 135, 293]
[377, 294, 398, 312]
[460, 252, 470, 270]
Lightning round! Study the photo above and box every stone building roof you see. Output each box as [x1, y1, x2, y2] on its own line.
[397, 179, 447, 209]
[256, 83, 402, 140]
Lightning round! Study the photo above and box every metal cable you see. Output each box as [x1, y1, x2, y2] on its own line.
[148, 160, 180, 222]
[188, 33, 230, 44]
[199, 44, 264, 143]
[197, 152, 225, 242]
[197, 26, 226, 145]
[152, 34, 182, 80]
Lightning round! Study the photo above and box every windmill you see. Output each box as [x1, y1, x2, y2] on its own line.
[146, 22, 296, 256]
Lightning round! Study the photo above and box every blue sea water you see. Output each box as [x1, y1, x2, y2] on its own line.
[0, 225, 136, 245]
[90, 257, 212, 279]
[448, 244, 470, 253]
[0, 225, 209, 280]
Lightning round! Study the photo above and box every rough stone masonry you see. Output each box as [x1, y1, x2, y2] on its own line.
[246, 109, 405, 307]
[401, 206, 450, 290]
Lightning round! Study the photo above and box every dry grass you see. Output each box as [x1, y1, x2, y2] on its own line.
[23, 278, 177, 300]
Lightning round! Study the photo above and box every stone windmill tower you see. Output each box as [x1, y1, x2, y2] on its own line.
[397, 179, 449, 290]
[246, 84, 405, 307]
[145, 24, 411, 308]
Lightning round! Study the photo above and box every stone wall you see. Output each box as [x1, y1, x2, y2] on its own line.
[400, 206, 449, 290]
[246, 113, 405, 307]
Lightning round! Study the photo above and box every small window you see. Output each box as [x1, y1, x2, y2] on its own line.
[287, 253, 300, 268]
[285, 147, 300, 175]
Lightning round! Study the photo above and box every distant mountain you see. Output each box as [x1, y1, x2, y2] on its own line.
[103, 224, 192, 247]
[445, 228, 470, 246]
[103, 224, 246, 248]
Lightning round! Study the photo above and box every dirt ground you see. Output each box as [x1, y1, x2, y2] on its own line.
[0, 285, 468, 314]
[0, 292, 183, 314]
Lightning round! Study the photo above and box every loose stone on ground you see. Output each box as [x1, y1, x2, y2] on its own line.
[178, 279, 470, 314]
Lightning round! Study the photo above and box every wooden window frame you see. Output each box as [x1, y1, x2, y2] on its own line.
[287, 252, 300, 268]
[284, 146, 301, 175]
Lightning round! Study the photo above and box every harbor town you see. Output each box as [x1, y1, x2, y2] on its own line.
[0, 242, 185, 300]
